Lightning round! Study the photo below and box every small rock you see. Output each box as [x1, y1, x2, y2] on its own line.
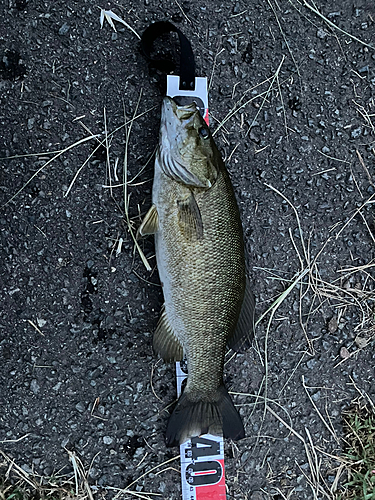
[317, 28, 328, 39]
[312, 390, 321, 401]
[328, 316, 338, 333]
[37, 318, 46, 328]
[21, 464, 33, 474]
[351, 127, 362, 139]
[327, 11, 341, 18]
[233, 2, 240, 14]
[241, 451, 250, 464]
[358, 65, 369, 74]
[355, 337, 368, 349]
[75, 402, 85, 413]
[61, 437, 69, 448]
[340, 346, 350, 359]
[306, 359, 316, 369]
[103, 436, 113, 445]
[27, 118, 35, 130]
[59, 23, 70, 35]
[322, 340, 330, 350]
[30, 379, 40, 394]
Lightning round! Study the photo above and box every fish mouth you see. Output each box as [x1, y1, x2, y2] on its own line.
[162, 96, 198, 125]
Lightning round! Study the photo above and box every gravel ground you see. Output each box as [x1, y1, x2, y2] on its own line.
[1, 1, 374, 499]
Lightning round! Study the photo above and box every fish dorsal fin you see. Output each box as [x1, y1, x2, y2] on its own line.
[227, 277, 255, 351]
[154, 306, 183, 362]
[138, 204, 159, 236]
[177, 193, 203, 241]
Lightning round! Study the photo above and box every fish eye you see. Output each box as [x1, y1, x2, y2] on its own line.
[198, 127, 209, 139]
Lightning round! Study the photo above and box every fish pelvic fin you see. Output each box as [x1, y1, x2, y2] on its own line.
[138, 204, 159, 237]
[177, 192, 203, 241]
[227, 276, 255, 351]
[154, 307, 183, 362]
[166, 385, 244, 447]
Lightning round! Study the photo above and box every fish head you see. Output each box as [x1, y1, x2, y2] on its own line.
[158, 97, 218, 189]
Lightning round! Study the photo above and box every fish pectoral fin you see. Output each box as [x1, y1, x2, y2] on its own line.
[227, 277, 255, 351]
[138, 204, 159, 236]
[153, 307, 183, 362]
[177, 193, 203, 241]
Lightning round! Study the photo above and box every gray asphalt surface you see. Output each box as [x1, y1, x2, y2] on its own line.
[1, 1, 374, 498]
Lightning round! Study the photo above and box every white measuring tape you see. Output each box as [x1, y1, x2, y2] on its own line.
[167, 75, 227, 500]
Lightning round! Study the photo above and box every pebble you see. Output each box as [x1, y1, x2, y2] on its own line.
[317, 28, 328, 39]
[75, 402, 86, 413]
[21, 464, 34, 474]
[351, 127, 362, 138]
[328, 316, 338, 333]
[233, 2, 240, 14]
[103, 436, 113, 445]
[30, 379, 40, 394]
[306, 358, 316, 370]
[59, 23, 70, 35]
[312, 390, 321, 401]
[61, 437, 69, 448]
[340, 346, 350, 359]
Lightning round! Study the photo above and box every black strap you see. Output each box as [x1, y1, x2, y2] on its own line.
[141, 21, 195, 91]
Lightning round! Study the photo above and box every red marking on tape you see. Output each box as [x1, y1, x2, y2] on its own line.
[195, 459, 226, 499]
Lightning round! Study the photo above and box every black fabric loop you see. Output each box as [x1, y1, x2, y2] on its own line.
[141, 21, 195, 91]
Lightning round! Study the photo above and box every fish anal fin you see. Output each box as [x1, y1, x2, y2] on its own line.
[138, 204, 159, 236]
[227, 277, 255, 351]
[153, 307, 183, 362]
[177, 193, 203, 241]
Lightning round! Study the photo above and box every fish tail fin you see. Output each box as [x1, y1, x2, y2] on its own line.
[166, 385, 244, 447]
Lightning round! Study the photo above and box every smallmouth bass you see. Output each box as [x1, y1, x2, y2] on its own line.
[139, 97, 255, 446]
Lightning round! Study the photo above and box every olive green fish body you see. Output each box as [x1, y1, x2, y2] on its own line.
[140, 97, 254, 446]
[154, 154, 245, 386]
